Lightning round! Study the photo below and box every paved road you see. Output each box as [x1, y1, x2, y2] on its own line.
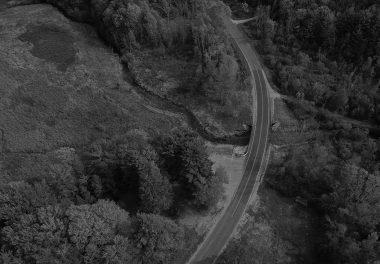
[188, 19, 271, 264]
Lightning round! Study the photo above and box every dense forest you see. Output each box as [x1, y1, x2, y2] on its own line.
[0, 128, 225, 263]
[267, 129, 379, 263]
[244, 0, 379, 123]
[218, 0, 380, 263]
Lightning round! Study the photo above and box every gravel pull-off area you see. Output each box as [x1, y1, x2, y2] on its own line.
[179, 143, 245, 236]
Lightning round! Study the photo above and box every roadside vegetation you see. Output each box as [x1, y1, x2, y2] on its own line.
[220, 1, 380, 263]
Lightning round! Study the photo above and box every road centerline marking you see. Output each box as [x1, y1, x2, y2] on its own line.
[231, 68, 264, 217]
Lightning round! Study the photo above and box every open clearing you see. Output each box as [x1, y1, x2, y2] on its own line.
[0, 4, 183, 182]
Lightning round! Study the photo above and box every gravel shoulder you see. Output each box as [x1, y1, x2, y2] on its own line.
[179, 143, 245, 237]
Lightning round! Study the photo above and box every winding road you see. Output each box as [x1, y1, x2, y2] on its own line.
[188, 18, 271, 264]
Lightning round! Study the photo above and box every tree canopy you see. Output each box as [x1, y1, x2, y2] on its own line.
[0, 128, 214, 263]
[153, 128, 224, 211]
[243, 0, 379, 123]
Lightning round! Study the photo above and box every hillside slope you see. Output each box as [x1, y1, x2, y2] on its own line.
[0, 3, 182, 182]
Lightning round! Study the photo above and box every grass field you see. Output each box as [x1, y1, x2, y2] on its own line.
[0, 4, 183, 183]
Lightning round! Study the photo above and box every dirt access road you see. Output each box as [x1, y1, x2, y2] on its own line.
[188, 18, 272, 264]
